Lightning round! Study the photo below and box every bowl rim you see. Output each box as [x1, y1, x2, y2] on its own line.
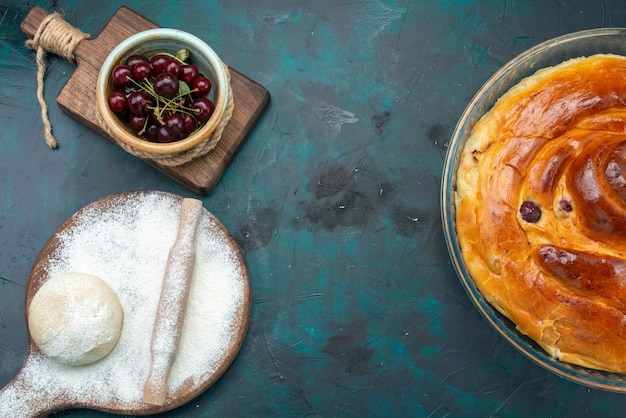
[441, 27, 626, 392]
[96, 28, 229, 155]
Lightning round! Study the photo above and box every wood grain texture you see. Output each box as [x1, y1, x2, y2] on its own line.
[21, 6, 270, 195]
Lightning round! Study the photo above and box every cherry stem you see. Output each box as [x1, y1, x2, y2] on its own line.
[159, 51, 188, 65]
[125, 75, 199, 125]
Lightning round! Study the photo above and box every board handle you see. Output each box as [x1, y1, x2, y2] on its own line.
[21, 6, 66, 40]
[20, 6, 90, 149]
[0, 369, 66, 417]
[20, 6, 90, 64]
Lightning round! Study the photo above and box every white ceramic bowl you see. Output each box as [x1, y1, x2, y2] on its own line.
[96, 28, 230, 163]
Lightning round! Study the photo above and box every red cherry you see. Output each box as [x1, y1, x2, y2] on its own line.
[132, 61, 153, 81]
[128, 114, 147, 133]
[154, 72, 179, 98]
[559, 199, 573, 212]
[144, 124, 159, 141]
[112, 65, 133, 87]
[157, 125, 179, 143]
[180, 64, 199, 84]
[520, 201, 542, 223]
[182, 113, 197, 133]
[164, 59, 182, 77]
[191, 97, 214, 122]
[125, 54, 149, 69]
[127, 91, 154, 116]
[192, 76, 212, 96]
[150, 54, 169, 75]
[108, 90, 128, 113]
[164, 113, 184, 135]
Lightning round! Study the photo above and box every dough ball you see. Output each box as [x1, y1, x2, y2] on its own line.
[28, 272, 123, 366]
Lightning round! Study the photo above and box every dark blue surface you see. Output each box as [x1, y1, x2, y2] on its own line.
[1, 0, 625, 416]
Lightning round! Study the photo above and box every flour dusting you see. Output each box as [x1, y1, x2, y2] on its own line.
[0, 192, 247, 416]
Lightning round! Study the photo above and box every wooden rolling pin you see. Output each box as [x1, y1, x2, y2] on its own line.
[143, 198, 204, 406]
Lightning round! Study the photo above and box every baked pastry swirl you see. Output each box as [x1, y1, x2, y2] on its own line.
[456, 54, 626, 373]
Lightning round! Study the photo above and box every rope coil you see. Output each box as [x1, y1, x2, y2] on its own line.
[25, 12, 90, 149]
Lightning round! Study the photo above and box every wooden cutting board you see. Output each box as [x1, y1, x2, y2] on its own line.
[21, 6, 270, 195]
[0, 191, 251, 415]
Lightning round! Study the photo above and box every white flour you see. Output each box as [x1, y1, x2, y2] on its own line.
[0, 192, 247, 416]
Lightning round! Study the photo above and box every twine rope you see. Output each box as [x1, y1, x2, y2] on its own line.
[25, 12, 90, 149]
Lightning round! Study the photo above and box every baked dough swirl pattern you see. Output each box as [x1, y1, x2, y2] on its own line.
[456, 54, 626, 373]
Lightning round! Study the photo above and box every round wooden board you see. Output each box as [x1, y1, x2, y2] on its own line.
[0, 191, 251, 416]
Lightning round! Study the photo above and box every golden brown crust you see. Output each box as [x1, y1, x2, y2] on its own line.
[456, 54, 626, 373]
